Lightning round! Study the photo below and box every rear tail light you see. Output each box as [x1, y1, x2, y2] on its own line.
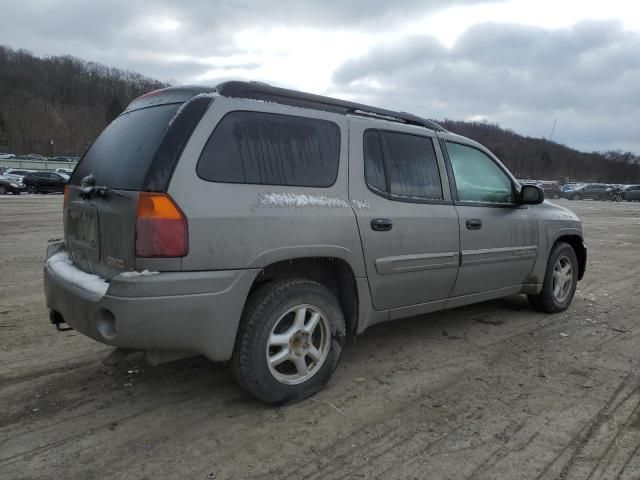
[136, 193, 188, 257]
[63, 185, 69, 207]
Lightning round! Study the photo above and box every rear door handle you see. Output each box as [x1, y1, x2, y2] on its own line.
[371, 218, 393, 231]
[466, 218, 482, 230]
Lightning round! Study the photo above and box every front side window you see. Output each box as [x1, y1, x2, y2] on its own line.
[445, 142, 514, 204]
[197, 111, 340, 187]
[363, 129, 443, 201]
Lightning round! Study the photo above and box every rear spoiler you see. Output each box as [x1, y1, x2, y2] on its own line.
[124, 86, 216, 113]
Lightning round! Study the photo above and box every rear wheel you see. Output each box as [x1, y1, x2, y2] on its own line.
[0, 185, 7, 195]
[27, 185, 37, 194]
[528, 242, 578, 313]
[231, 279, 345, 405]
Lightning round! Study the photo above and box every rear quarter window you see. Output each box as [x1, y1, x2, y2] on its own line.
[196, 111, 340, 187]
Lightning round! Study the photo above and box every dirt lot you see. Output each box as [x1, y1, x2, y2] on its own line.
[1, 195, 638, 480]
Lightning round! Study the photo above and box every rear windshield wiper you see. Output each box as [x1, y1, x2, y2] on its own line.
[78, 174, 125, 200]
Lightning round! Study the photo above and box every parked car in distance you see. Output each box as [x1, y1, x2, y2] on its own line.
[50, 156, 76, 163]
[44, 82, 586, 405]
[0, 175, 26, 194]
[623, 185, 640, 201]
[2, 168, 37, 182]
[0, 153, 16, 159]
[49, 156, 79, 163]
[561, 183, 582, 194]
[18, 154, 48, 161]
[564, 183, 609, 200]
[538, 181, 561, 199]
[605, 185, 626, 202]
[54, 167, 74, 176]
[22, 171, 68, 193]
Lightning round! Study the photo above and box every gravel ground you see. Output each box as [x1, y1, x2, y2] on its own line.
[0, 195, 638, 480]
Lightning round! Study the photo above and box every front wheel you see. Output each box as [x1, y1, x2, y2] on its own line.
[528, 242, 578, 313]
[27, 185, 37, 194]
[231, 279, 345, 405]
[0, 185, 7, 195]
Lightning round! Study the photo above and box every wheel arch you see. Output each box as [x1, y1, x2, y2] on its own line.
[555, 234, 586, 280]
[248, 257, 361, 336]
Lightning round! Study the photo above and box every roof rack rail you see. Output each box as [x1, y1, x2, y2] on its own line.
[214, 81, 447, 132]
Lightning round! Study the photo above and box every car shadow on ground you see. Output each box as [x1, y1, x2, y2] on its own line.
[50, 294, 538, 410]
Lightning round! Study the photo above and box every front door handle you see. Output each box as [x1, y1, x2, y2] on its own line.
[371, 218, 393, 231]
[466, 218, 483, 230]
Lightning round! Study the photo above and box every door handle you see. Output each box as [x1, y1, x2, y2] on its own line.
[466, 218, 482, 230]
[371, 218, 393, 231]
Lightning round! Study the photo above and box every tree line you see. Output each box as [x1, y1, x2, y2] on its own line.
[0, 45, 166, 156]
[0, 45, 638, 183]
[441, 120, 640, 184]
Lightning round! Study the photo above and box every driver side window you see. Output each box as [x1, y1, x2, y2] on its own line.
[446, 142, 514, 204]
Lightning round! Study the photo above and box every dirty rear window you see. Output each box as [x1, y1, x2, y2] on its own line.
[70, 104, 180, 190]
[196, 111, 340, 187]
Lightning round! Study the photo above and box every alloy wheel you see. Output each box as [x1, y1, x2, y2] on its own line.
[552, 256, 573, 303]
[266, 304, 331, 385]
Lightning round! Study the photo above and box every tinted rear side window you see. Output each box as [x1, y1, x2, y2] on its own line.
[364, 129, 442, 201]
[363, 130, 386, 193]
[71, 104, 179, 189]
[383, 131, 442, 200]
[197, 111, 340, 187]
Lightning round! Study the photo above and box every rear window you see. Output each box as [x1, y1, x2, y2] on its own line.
[196, 111, 340, 187]
[71, 104, 179, 189]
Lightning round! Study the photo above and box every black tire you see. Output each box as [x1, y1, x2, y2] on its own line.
[528, 242, 578, 313]
[575, 194, 582, 200]
[231, 278, 345, 405]
[27, 185, 37, 194]
[0, 185, 7, 195]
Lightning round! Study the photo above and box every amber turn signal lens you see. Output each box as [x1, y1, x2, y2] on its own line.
[135, 193, 188, 257]
[136, 192, 183, 220]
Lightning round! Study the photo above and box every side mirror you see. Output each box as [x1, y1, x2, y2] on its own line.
[519, 184, 544, 205]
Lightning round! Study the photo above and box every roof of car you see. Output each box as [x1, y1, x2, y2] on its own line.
[126, 81, 447, 133]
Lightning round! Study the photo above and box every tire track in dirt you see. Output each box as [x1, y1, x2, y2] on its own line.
[534, 372, 639, 479]
[581, 388, 640, 479]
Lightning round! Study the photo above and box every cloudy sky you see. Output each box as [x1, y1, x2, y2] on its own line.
[2, 0, 639, 153]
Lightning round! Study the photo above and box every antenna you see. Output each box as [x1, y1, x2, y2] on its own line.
[549, 117, 557, 142]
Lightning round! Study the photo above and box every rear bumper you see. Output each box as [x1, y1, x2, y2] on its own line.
[43, 241, 259, 361]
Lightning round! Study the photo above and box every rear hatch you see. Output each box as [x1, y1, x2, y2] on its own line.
[65, 88, 213, 280]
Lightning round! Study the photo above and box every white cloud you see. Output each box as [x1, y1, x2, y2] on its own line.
[1, 0, 639, 152]
[409, 0, 640, 47]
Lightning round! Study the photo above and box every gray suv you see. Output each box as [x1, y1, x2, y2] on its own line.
[44, 82, 586, 404]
